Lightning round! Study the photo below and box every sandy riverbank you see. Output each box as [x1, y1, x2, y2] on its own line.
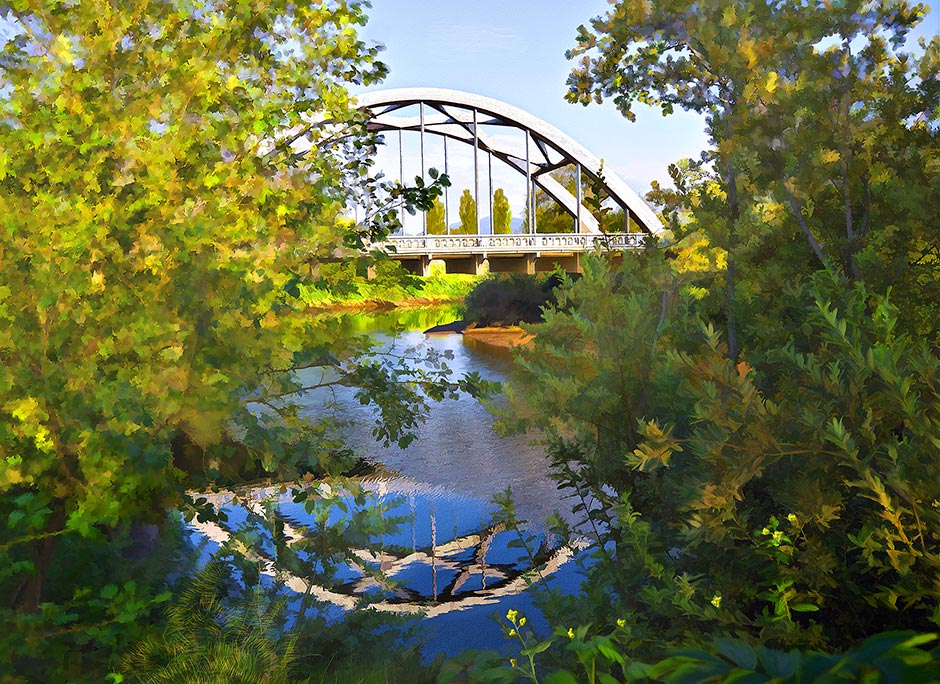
[460, 325, 533, 350]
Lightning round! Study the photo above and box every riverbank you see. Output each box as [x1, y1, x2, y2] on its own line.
[306, 296, 464, 314]
[300, 271, 481, 311]
[461, 325, 533, 350]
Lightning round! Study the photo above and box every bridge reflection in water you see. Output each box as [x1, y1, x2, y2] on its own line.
[188, 477, 585, 619]
[186, 314, 587, 655]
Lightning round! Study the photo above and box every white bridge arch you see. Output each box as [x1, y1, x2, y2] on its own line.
[356, 88, 661, 274]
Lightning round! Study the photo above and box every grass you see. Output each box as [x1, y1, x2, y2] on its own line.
[299, 262, 481, 310]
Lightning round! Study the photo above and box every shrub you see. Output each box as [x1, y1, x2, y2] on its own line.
[464, 274, 564, 327]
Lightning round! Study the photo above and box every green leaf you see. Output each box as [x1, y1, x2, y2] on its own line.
[756, 645, 800, 679]
[596, 641, 625, 665]
[714, 638, 757, 670]
[545, 671, 579, 684]
[791, 603, 819, 612]
[520, 639, 553, 657]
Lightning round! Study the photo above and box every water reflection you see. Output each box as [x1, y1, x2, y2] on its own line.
[313, 305, 462, 338]
[293, 307, 568, 529]
[188, 305, 580, 654]
[189, 478, 583, 619]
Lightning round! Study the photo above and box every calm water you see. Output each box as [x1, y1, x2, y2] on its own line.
[189, 306, 584, 657]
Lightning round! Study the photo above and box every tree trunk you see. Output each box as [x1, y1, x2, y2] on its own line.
[11, 508, 65, 613]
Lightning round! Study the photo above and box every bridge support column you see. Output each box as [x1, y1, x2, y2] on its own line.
[488, 254, 536, 274]
[398, 255, 431, 277]
[535, 254, 581, 273]
[443, 255, 485, 275]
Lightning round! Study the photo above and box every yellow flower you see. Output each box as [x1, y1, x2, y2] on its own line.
[506, 609, 518, 623]
[519, 617, 527, 627]
[617, 619, 626, 628]
[510, 659, 517, 668]
[509, 629, 517, 637]
[711, 594, 722, 608]
[772, 530, 783, 543]
[787, 513, 798, 524]
[567, 628, 575, 639]
[761, 527, 770, 536]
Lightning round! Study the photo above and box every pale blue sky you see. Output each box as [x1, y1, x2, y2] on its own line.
[356, 0, 940, 206]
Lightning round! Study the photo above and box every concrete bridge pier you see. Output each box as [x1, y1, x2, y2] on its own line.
[442, 255, 485, 275]
[535, 254, 581, 273]
[487, 254, 537, 274]
[397, 255, 431, 277]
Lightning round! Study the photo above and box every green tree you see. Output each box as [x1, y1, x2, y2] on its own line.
[567, 0, 763, 356]
[524, 169, 575, 234]
[510, 257, 940, 657]
[0, 0, 381, 599]
[524, 167, 629, 234]
[457, 188, 477, 235]
[0, 2, 471, 679]
[531, 188, 573, 233]
[479, 1, 940, 670]
[567, 0, 940, 350]
[492, 188, 512, 234]
[426, 196, 446, 235]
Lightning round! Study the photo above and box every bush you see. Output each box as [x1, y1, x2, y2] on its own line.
[505, 256, 940, 659]
[463, 273, 564, 327]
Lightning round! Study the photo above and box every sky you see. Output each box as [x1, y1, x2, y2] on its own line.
[354, 0, 940, 221]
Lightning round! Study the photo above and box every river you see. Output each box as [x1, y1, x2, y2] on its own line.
[188, 305, 584, 658]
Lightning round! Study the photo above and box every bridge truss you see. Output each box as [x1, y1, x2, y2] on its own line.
[354, 88, 660, 274]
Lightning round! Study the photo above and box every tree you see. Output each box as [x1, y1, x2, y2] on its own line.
[735, 13, 940, 341]
[487, 0, 940, 665]
[567, 0, 940, 351]
[492, 188, 512, 234]
[567, 0, 765, 357]
[524, 169, 575, 234]
[509, 257, 940, 657]
[0, 3, 470, 674]
[0, 2, 479, 678]
[525, 167, 628, 234]
[457, 188, 477, 235]
[531, 188, 573, 233]
[426, 196, 446, 235]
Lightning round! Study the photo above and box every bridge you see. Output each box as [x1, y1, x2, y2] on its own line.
[354, 88, 661, 275]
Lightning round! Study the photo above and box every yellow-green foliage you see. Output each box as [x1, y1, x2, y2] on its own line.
[0, 1, 437, 679]
[299, 260, 480, 308]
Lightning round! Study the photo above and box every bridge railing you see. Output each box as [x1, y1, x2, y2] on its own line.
[378, 232, 647, 256]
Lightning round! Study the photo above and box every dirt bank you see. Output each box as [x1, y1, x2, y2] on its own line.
[461, 325, 533, 351]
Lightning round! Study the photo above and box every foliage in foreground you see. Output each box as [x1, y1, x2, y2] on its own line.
[469, 255, 940, 678]
[474, 1, 940, 677]
[0, 1, 480, 681]
[442, 612, 940, 684]
[3, 0, 939, 681]
[124, 560, 433, 684]
[511, 255, 940, 652]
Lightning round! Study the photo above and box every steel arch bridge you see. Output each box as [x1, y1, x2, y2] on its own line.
[356, 88, 660, 275]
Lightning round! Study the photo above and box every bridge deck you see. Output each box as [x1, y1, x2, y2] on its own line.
[383, 232, 646, 256]
[373, 232, 646, 275]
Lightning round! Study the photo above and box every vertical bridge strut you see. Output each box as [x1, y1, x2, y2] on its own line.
[354, 88, 661, 274]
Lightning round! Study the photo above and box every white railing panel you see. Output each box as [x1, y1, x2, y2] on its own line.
[376, 233, 646, 256]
